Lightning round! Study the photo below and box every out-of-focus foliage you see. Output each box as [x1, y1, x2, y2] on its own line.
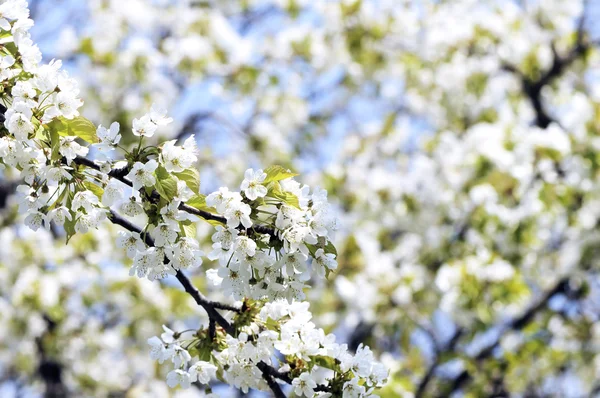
[3, 0, 600, 396]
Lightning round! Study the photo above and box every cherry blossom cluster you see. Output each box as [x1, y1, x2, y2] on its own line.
[11, 0, 600, 395]
[205, 173, 339, 301]
[0, 0, 339, 295]
[0, 3, 389, 396]
[148, 300, 387, 397]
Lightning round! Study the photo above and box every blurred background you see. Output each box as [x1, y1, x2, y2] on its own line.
[3, 0, 600, 396]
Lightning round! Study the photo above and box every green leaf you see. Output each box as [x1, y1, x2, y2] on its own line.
[180, 221, 197, 238]
[63, 194, 77, 243]
[186, 194, 216, 213]
[312, 355, 339, 372]
[263, 165, 298, 184]
[185, 194, 224, 226]
[80, 37, 94, 56]
[49, 124, 61, 161]
[83, 181, 104, 200]
[174, 168, 201, 194]
[324, 240, 337, 257]
[267, 182, 300, 209]
[154, 166, 178, 201]
[264, 317, 281, 332]
[47, 116, 99, 143]
[64, 217, 77, 243]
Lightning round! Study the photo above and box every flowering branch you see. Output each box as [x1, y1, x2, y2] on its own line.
[107, 209, 292, 396]
[107, 210, 241, 320]
[0, 2, 387, 396]
[73, 155, 277, 237]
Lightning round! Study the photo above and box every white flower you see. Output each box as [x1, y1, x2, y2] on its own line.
[11, 81, 36, 107]
[18, 38, 42, 73]
[160, 200, 196, 229]
[32, 59, 61, 92]
[208, 242, 234, 266]
[119, 196, 144, 217]
[314, 248, 337, 271]
[59, 136, 89, 165]
[148, 258, 177, 280]
[44, 165, 72, 183]
[102, 179, 124, 207]
[48, 206, 72, 226]
[283, 251, 309, 278]
[126, 160, 158, 191]
[130, 247, 161, 278]
[72, 190, 99, 212]
[52, 91, 82, 119]
[169, 238, 204, 270]
[160, 139, 197, 173]
[16, 184, 42, 212]
[148, 336, 172, 364]
[97, 122, 121, 146]
[74, 208, 106, 234]
[132, 114, 158, 137]
[281, 225, 316, 256]
[172, 345, 192, 368]
[342, 377, 366, 398]
[206, 187, 242, 214]
[161, 325, 176, 344]
[149, 103, 173, 126]
[151, 223, 179, 247]
[241, 168, 267, 200]
[116, 231, 146, 258]
[5, 102, 34, 140]
[0, 54, 15, 69]
[224, 202, 253, 229]
[292, 372, 318, 397]
[189, 361, 217, 384]
[234, 235, 257, 258]
[24, 211, 48, 231]
[166, 369, 191, 389]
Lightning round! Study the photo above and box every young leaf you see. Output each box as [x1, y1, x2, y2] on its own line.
[49, 125, 61, 161]
[186, 194, 217, 213]
[63, 212, 77, 243]
[180, 220, 197, 238]
[155, 166, 178, 201]
[267, 182, 300, 209]
[47, 116, 99, 143]
[174, 168, 200, 194]
[313, 355, 340, 372]
[263, 165, 298, 184]
[324, 240, 337, 256]
[83, 181, 104, 199]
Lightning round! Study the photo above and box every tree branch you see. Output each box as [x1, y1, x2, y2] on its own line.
[106, 209, 298, 397]
[437, 277, 570, 397]
[73, 156, 276, 238]
[415, 327, 463, 398]
[502, 11, 590, 128]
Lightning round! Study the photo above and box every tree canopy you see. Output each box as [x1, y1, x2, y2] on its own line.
[2, 0, 600, 397]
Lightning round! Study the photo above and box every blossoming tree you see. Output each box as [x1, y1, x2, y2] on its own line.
[3, 0, 600, 397]
[0, 1, 387, 397]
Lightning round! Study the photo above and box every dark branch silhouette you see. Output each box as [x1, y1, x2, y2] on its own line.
[437, 278, 570, 397]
